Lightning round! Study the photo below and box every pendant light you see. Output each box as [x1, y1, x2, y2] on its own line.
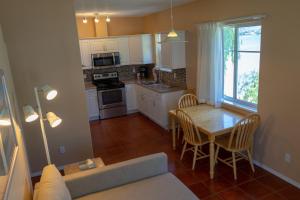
[167, 0, 178, 38]
[82, 17, 88, 24]
[157, 0, 187, 44]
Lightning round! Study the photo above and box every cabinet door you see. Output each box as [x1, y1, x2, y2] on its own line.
[141, 34, 153, 64]
[129, 35, 143, 64]
[160, 34, 172, 67]
[85, 89, 99, 120]
[125, 84, 137, 112]
[104, 39, 118, 52]
[171, 31, 186, 69]
[117, 37, 130, 65]
[90, 39, 105, 53]
[79, 40, 92, 67]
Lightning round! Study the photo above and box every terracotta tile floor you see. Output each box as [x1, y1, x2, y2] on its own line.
[90, 113, 300, 199]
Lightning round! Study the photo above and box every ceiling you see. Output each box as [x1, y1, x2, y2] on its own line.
[74, 0, 196, 17]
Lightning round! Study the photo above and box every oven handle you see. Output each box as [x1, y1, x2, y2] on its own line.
[97, 87, 125, 93]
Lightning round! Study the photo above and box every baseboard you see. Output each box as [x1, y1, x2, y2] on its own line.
[31, 165, 64, 177]
[127, 109, 139, 115]
[253, 160, 300, 189]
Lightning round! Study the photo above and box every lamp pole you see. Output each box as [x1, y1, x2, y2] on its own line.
[34, 87, 51, 164]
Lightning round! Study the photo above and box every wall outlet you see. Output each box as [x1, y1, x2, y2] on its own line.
[284, 153, 291, 163]
[59, 146, 66, 154]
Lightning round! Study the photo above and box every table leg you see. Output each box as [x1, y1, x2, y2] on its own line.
[171, 115, 176, 150]
[209, 136, 215, 179]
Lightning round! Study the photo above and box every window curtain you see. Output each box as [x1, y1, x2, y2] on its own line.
[196, 22, 223, 107]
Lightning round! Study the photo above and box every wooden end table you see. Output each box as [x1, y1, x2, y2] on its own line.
[64, 157, 105, 175]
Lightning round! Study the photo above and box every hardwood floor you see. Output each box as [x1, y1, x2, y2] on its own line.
[90, 113, 300, 200]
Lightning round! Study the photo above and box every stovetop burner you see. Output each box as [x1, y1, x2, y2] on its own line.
[92, 72, 125, 91]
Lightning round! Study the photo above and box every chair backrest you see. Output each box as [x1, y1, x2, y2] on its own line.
[228, 114, 260, 151]
[178, 94, 200, 109]
[176, 109, 202, 144]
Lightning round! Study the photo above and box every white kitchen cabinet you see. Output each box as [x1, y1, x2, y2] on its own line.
[128, 34, 153, 64]
[117, 37, 130, 65]
[79, 34, 153, 68]
[135, 85, 184, 129]
[85, 88, 99, 121]
[79, 40, 92, 68]
[89, 38, 118, 53]
[125, 84, 138, 113]
[155, 31, 186, 69]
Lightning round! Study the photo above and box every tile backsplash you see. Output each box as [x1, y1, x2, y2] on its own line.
[158, 68, 186, 87]
[83, 65, 187, 88]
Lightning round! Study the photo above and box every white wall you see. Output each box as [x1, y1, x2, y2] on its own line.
[0, 0, 94, 173]
[0, 25, 32, 200]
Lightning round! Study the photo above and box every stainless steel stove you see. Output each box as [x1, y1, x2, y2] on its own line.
[92, 72, 126, 119]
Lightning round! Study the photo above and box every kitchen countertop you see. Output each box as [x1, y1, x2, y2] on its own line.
[84, 79, 186, 93]
[123, 79, 186, 93]
[85, 82, 97, 89]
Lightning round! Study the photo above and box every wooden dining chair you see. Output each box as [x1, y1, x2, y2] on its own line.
[178, 94, 200, 109]
[214, 114, 260, 180]
[176, 109, 209, 170]
[177, 94, 201, 141]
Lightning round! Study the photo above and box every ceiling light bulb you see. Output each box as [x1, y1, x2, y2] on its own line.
[167, 30, 178, 38]
[46, 112, 62, 128]
[94, 16, 99, 23]
[41, 85, 58, 101]
[23, 105, 39, 123]
[83, 17, 88, 24]
[106, 16, 111, 23]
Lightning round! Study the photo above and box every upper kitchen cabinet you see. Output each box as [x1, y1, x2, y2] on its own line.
[79, 34, 153, 68]
[117, 37, 130, 65]
[79, 40, 92, 68]
[128, 34, 153, 65]
[155, 31, 186, 70]
[90, 38, 118, 53]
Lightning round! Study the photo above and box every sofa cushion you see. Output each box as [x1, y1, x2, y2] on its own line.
[74, 173, 199, 200]
[35, 165, 71, 200]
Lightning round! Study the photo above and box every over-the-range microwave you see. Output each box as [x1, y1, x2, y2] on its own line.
[91, 52, 120, 68]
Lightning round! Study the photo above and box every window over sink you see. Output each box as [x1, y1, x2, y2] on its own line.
[222, 22, 262, 109]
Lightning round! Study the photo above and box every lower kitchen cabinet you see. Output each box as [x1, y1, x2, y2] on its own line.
[135, 85, 184, 129]
[125, 84, 138, 113]
[85, 88, 99, 121]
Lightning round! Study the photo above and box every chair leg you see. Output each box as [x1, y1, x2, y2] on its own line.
[180, 141, 187, 160]
[177, 124, 180, 140]
[192, 145, 198, 170]
[214, 145, 220, 164]
[247, 149, 255, 172]
[232, 152, 237, 180]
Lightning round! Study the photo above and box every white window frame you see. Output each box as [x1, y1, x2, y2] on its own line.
[222, 21, 262, 111]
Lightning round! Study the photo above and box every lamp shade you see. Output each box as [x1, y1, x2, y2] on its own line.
[46, 112, 62, 128]
[41, 85, 57, 100]
[23, 105, 39, 122]
[0, 108, 11, 126]
[167, 30, 178, 38]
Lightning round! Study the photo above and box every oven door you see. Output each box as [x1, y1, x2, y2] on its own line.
[98, 88, 126, 109]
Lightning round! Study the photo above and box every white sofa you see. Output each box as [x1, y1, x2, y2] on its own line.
[34, 153, 199, 200]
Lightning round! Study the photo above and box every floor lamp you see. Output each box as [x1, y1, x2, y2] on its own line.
[23, 85, 62, 164]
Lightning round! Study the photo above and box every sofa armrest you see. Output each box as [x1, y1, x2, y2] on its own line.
[63, 153, 168, 199]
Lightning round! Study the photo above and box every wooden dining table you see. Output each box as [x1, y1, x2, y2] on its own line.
[169, 104, 245, 179]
